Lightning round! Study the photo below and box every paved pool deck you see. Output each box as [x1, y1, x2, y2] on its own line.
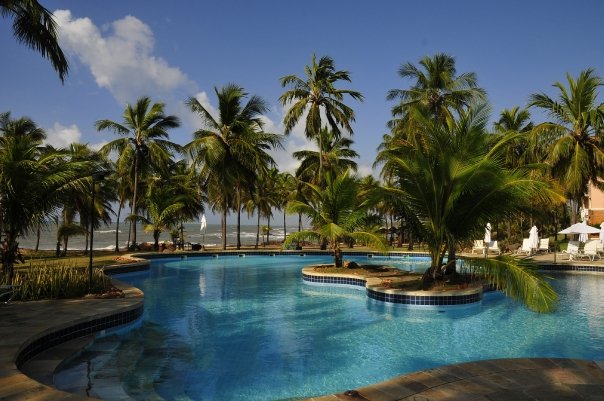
[1, 252, 604, 400]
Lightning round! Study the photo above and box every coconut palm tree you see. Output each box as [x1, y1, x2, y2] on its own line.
[529, 69, 604, 222]
[283, 170, 386, 266]
[96, 96, 181, 249]
[293, 127, 359, 184]
[185, 84, 282, 250]
[377, 104, 562, 312]
[280, 54, 363, 183]
[0, 112, 90, 279]
[387, 53, 486, 126]
[1, 0, 68, 81]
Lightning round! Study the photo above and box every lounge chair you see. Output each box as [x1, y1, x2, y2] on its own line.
[583, 240, 601, 261]
[516, 238, 532, 256]
[560, 241, 583, 261]
[537, 238, 550, 253]
[471, 240, 484, 254]
[487, 240, 501, 255]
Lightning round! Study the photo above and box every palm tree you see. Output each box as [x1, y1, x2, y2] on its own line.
[529, 69, 604, 222]
[137, 176, 186, 250]
[0, 112, 90, 279]
[283, 170, 386, 266]
[185, 84, 282, 250]
[293, 127, 359, 184]
[494, 106, 535, 168]
[377, 104, 562, 312]
[280, 54, 363, 183]
[387, 53, 486, 128]
[96, 96, 181, 249]
[1, 0, 68, 81]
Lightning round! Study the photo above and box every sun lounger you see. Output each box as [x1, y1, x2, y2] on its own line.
[537, 238, 550, 253]
[487, 240, 501, 255]
[583, 240, 601, 261]
[516, 238, 532, 256]
[559, 241, 584, 261]
[471, 240, 484, 254]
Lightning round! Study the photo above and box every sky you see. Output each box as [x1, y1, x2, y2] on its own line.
[1, 0, 604, 224]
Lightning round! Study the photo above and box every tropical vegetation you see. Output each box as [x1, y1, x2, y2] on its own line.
[3, 11, 602, 310]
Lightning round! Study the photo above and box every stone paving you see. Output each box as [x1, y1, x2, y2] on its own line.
[0, 280, 143, 401]
[1, 254, 604, 401]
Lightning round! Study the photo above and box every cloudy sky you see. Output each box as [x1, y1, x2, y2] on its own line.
[1, 0, 604, 222]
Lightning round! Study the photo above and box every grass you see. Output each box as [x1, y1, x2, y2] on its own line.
[19, 249, 134, 270]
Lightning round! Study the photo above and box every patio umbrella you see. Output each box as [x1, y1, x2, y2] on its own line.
[558, 222, 600, 243]
[484, 223, 491, 244]
[528, 226, 539, 250]
[600, 223, 604, 244]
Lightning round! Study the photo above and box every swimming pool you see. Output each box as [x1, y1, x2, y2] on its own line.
[55, 255, 604, 400]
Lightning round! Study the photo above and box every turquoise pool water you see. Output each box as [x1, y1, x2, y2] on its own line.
[55, 255, 604, 401]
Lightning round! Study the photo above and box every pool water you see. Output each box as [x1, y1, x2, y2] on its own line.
[55, 255, 604, 401]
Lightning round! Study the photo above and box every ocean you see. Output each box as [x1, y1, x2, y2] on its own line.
[16, 222, 298, 251]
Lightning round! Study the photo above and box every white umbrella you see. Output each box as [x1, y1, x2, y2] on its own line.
[600, 223, 604, 245]
[528, 226, 539, 250]
[484, 223, 491, 244]
[558, 222, 600, 235]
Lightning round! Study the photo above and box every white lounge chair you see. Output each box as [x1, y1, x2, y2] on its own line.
[560, 241, 583, 261]
[516, 238, 532, 256]
[583, 240, 601, 261]
[487, 240, 501, 255]
[537, 238, 550, 253]
[471, 240, 484, 254]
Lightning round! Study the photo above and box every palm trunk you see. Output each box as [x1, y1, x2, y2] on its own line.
[298, 213, 302, 231]
[221, 200, 227, 250]
[84, 221, 90, 255]
[283, 212, 287, 243]
[131, 147, 140, 247]
[255, 212, 260, 249]
[34, 225, 41, 252]
[266, 216, 271, 245]
[237, 207, 242, 250]
[115, 203, 122, 252]
[154, 229, 160, 250]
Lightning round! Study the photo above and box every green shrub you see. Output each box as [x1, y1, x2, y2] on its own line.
[1, 262, 110, 301]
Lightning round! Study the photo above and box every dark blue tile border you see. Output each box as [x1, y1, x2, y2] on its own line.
[539, 264, 604, 273]
[15, 305, 143, 368]
[302, 273, 483, 306]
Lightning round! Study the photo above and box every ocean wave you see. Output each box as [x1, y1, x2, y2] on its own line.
[96, 229, 122, 234]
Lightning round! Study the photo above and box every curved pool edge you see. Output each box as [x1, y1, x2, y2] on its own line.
[0, 272, 145, 401]
[302, 358, 604, 401]
[302, 267, 485, 306]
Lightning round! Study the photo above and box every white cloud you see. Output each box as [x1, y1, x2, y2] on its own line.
[54, 10, 192, 103]
[45, 122, 82, 147]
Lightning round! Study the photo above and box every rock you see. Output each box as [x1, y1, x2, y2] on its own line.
[344, 261, 359, 269]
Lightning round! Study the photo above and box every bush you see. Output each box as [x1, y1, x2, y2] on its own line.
[1, 263, 111, 301]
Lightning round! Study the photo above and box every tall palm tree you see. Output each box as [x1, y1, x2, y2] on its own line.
[280, 54, 363, 183]
[529, 69, 604, 222]
[96, 96, 181, 248]
[1, 0, 68, 81]
[387, 53, 485, 128]
[494, 106, 535, 168]
[185, 84, 282, 249]
[283, 170, 386, 266]
[293, 127, 359, 184]
[377, 104, 562, 312]
[0, 112, 90, 279]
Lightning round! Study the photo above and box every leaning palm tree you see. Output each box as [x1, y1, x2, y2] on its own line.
[185, 84, 283, 249]
[96, 96, 181, 248]
[280, 54, 363, 183]
[283, 170, 386, 266]
[0, 112, 90, 279]
[1, 0, 68, 81]
[529, 69, 604, 223]
[377, 104, 563, 312]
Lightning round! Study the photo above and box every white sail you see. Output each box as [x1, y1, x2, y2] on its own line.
[200, 214, 207, 232]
